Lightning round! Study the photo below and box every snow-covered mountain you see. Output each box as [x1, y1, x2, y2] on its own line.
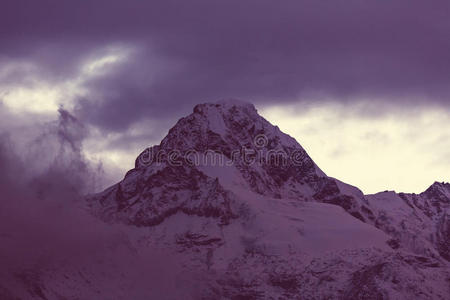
[366, 182, 450, 261]
[91, 100, 375, 226]
[2, 100, 449, 299]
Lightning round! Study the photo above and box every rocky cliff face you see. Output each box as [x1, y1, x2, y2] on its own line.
[366, 182, 450, 262]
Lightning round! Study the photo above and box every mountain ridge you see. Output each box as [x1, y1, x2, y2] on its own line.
[84, 100, 449, 299]
[4, 100, 447, 299]
[90, 100, 449, 262]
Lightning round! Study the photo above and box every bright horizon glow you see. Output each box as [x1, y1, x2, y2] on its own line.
[260, 102, 450, 194]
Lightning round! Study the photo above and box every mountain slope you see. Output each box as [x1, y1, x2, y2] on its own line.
[366, 182, 450, 261]
[89, 100, 375, 226]
[84, 100, 449, 299]
[3, 100, 448, 299]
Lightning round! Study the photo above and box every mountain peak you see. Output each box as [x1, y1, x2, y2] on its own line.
[194, 98, 256, 111]
[216, 98, 255, 108]
[129, 100, 333, 204]
[192, 99, 258, 124]
[431, 181, 449, 187]
[422, 181, 450, 203]
[169, 99, 299, 151]
[427, 181, 450, 192]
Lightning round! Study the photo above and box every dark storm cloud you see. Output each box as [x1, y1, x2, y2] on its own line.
[1, 0, 450, 133]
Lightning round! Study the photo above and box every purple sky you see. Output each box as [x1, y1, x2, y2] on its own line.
[0, 0, 449, 192]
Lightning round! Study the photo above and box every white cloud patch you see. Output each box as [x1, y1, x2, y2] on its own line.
[0, 45, 131, 114]
[0, 45, 134, 190]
